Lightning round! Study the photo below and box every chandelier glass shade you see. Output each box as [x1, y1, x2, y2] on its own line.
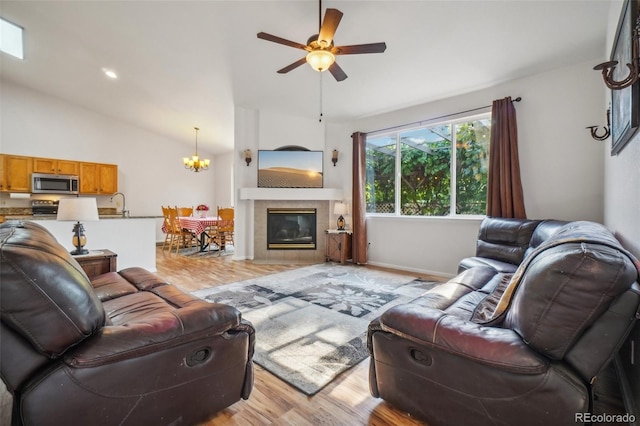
[183, 127, 210, 172]
[306, 49, 335, 72]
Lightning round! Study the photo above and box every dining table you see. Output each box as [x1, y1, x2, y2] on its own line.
[178, 216, 219, 252]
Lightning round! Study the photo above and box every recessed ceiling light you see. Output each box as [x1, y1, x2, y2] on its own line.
[0, 17, 24, 60]
[102, 68, 118, 79]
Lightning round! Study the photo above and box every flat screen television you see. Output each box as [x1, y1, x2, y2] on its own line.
[257, 150, 323, 188]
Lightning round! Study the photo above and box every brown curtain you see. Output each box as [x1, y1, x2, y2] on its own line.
[487, 97, 527, 218]
[351, 131, 368, 264]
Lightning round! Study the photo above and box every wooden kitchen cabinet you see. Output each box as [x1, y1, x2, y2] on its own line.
[98, 163, 118, 193]
[33, 157, 79, 175]
[325, 230, 352, 264]
[0, 154, 33, 192]
[79, 162, 118, 194]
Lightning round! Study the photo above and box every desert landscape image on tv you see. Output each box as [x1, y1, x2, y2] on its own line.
[258, 150, 323, 188]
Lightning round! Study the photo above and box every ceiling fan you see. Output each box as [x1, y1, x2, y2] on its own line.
[257, 0, 387, 82]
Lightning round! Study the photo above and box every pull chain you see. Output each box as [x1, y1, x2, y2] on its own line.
[319, 72, 323, 122]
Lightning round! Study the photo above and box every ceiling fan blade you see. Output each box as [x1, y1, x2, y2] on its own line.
[277, 57, 308, 74]
[328, 62, 348, 82]
[318, 8, 343, 48]
[334, 42, 387, 55]
[257, 32, 309, 50]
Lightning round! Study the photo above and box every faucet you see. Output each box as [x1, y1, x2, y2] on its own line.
[110, 192, 129, 217]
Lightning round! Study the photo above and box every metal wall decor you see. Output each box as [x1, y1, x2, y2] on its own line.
[593, 20, 640, 90]
[593, 0, 640, 155]
[586, 108, 611, 141]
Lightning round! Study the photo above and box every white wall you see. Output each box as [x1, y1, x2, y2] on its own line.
[1, 81, 219, 242]
[332, 59, 606, 275]
[258, 110, 325, 150]
[233, 107, 334, 260]
[602, 1, 640, 259]
[213, 151, 234, 208]
[233, 107, 259, 260]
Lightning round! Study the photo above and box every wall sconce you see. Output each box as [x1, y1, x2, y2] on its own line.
[244, 149, 252, 166]
[331, 149, 338, 166]
[593, 19, 640, 90]
[586, 108, 611, 141]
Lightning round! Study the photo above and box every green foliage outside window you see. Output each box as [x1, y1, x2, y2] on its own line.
[366, 115, 490, 216]
[455, 120, 490, 215]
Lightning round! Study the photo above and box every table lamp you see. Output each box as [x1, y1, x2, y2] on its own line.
[334, 202, 348, 231]
[57, 197, 99, 255]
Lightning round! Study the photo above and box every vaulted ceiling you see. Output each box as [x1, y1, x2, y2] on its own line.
[0, 1, 614, 154]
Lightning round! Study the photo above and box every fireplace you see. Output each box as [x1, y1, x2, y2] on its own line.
[267, 208, 317, 249]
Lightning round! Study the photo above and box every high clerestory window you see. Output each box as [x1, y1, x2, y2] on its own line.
[365, 113, 491, 217]
[0, 17, 24, 60]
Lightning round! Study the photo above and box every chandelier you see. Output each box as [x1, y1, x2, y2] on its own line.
[183, 127, 210, 172]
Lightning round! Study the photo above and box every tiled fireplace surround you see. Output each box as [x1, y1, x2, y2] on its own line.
[254, 200, 329, 263]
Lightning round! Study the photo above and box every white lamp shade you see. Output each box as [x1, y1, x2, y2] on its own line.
[333, 202, 348, 216]
[57, 198, 99, 221]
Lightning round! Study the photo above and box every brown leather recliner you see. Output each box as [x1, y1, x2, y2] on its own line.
[1, 220, 255, 425]
[368, 219, 640, 426]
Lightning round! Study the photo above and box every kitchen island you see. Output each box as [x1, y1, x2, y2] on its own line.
[22, 216, 158, 272]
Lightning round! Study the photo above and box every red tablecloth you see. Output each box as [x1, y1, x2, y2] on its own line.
[178, 216, 219, 235]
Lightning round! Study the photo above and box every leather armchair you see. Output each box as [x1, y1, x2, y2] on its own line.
[1, 220, 254, 425]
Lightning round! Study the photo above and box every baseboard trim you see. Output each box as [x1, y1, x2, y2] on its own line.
[366, 260, 455, 279]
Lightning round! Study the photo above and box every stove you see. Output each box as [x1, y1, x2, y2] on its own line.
[31, 200, 59, 216]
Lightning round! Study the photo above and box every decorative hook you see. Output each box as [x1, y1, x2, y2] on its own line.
[593, 19, 640, 90]
[586, 108, 611, 141]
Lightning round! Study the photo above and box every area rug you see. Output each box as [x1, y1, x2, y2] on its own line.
[191, 263, 441, 395]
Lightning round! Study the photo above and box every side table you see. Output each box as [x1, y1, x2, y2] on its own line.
[73, 249, 118, 279]
[325, 230, 352, 264]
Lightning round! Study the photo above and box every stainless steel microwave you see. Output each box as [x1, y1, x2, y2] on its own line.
[31, 173, 79, 194]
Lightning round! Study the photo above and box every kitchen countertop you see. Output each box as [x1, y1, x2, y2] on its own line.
[3, 215, 162, 220]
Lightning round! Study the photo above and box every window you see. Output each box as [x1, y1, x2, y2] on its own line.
[365, 113, 491, 217]
[0, 17, 24, 60]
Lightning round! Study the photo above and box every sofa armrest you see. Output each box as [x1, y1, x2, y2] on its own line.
[378, 303, 548, 374]
[65, 302, 243, 367]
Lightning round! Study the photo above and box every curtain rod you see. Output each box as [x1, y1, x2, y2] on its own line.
[369, 96, 522, 135]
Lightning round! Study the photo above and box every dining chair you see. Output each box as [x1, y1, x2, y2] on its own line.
[210, 207, 234, 255]
[177, 206, 193, 217]
[161, 206, 173, 252]
[175, 206, 197, 248]
[166, 206, 194, 253]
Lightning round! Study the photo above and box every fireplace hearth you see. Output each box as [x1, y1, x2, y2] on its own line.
[267, 208, 317, 249]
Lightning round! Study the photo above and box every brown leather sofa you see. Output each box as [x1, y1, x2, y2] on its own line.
[368, 217, 640, 426]
[1, 220, 255, 425]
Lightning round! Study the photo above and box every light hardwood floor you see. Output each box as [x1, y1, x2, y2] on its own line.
[155, 247, 434, 426]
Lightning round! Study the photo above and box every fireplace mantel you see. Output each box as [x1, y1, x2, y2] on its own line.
[239, 188, 343, 201]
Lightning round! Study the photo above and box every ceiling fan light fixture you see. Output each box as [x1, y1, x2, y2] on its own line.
[306, 49, 335, 72]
